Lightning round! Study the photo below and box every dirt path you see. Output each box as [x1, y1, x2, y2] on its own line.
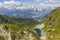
[35, 23, 47, 40]
[40, 30, 47, 40]
[35, 23, 45, 29]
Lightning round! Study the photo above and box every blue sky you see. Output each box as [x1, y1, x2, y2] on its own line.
[0, 0, 60, 9]
[0, 0, 60, 5]
[0, 0, 60, 4]
[0, 0, 39, 4]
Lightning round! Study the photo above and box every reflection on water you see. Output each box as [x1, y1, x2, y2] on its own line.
[35, 28, 41, 36]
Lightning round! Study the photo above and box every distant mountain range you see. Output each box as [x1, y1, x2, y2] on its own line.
[0, 5, 54, 21]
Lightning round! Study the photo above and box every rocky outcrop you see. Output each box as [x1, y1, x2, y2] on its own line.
[0, 25, 11, 40]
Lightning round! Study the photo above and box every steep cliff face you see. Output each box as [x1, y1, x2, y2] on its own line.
[42, 7, 60, 40]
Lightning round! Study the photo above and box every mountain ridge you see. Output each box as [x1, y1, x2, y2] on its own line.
[42, 7, 60, 40]
[0, 6, 52, 21]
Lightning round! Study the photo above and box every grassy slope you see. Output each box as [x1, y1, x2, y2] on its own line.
[0, 36, 4, 40]
[0, 14, 39, 40]
[0, 14, 39, 29]
[42, 7, 60, 40]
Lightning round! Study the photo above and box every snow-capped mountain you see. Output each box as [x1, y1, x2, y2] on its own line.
[0, 1, 54, 21]
[0, 7, 52, 21]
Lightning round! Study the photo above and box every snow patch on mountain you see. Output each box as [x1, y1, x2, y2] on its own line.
[0, 1, 55, 21]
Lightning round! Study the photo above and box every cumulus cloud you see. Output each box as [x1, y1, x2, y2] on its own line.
[49, 0, 60, 2]
[0, 0, 60, 10]
[45, 0, 60, 3]
[34, 0, 60, 8]
[0, 1, 51, 10]
[35, 0, 60, 2]
[0, 1, 33, 10]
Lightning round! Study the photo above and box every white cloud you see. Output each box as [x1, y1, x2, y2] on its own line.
[35, 0, 60, 3]
[0, 1, 28, 10]
[0, 0, 59, 10]
[45, 0, 60, 3]
[49, 0, 60, 2]
[37, 3, 50, 9]
[0, 1, 51, 10]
